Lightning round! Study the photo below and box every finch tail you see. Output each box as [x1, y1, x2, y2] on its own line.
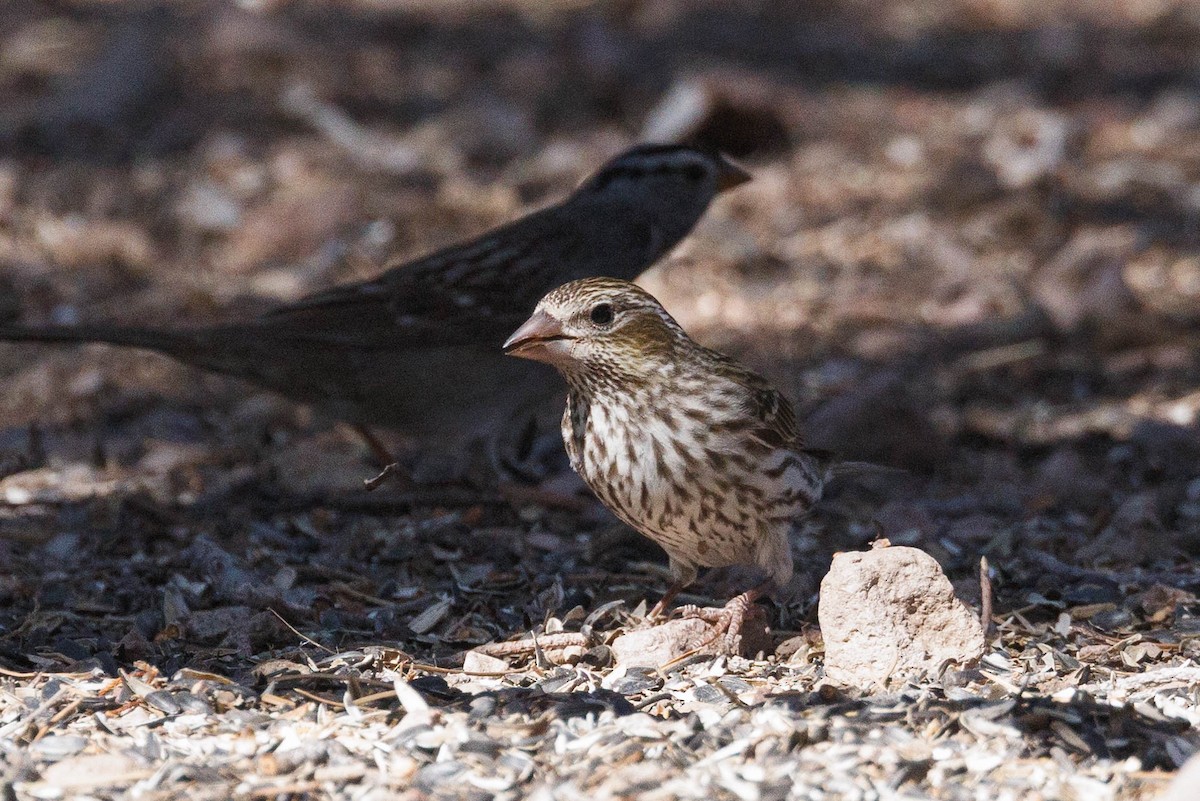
[802, 447, 909, 484]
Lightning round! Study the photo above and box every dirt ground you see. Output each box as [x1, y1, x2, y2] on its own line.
[1, 1, 1199, 799]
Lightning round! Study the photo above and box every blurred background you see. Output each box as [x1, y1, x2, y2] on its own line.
[0, 0, 1198, 660]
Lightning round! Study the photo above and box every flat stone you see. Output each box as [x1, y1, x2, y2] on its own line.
[610, 611, 771, 668]
[28, 735, 87, 760]
[818, 544, 985, 689]
[39, 753, 147, 789]
[463, 650, 509, 674]
[612, 618, 717, 668]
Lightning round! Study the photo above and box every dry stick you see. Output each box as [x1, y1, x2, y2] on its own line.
[473, 632, 590, 657]
[46, 698, 83, 727]
[659, 648, 716, 673]
[363, 462, 402, 492]
[269, 609, 335, 654]
[0, 687, 71, 740]
[328, 582, 430, 612]
[980, 556, 995, 640]
[350, 424, 398, 470]
[354, 688, 406, 707]
[293, 688, 341, 706]
[409, 661, 511, 678]
[0, 667, 45, 679]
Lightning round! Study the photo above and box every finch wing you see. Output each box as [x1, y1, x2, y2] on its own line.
[706, 350, 802, 449]
[747, 385, 801, 449]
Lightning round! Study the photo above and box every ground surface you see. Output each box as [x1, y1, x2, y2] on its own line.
[1, 1, 1199, 799]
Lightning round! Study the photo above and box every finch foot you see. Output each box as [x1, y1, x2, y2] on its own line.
[676, 582, 772, 655]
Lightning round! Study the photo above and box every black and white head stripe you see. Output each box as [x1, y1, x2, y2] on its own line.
[580, 144, 720, 192]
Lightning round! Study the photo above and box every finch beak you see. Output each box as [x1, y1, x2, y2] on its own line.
[715, 154, 752, 192]
[503, 310, 569, 363]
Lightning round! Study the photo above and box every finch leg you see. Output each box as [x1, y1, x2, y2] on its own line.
[648, 582, 686, 620]
[678, 580, 773, 654]
[349, 425, 418, 491]
[351, 424, 396, 468]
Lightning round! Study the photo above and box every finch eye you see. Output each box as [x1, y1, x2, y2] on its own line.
[589, 303, 614, 326]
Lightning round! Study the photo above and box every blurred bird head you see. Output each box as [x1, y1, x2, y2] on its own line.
[503, 277, 688, 389]
[570, 143, 750, 245]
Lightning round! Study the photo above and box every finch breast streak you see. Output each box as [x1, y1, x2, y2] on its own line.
[578, 383, 765, 568]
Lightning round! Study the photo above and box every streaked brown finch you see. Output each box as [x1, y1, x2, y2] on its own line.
[503, 277, 828, 651]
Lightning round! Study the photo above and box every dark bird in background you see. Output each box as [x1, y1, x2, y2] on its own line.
[0, 144, 749, 470]
[504, 278, 828, 650]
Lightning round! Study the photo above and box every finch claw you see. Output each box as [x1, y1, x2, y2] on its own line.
[676, 595, 756, 655]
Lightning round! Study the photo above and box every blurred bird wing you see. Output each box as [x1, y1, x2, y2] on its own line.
[259, 214, 563, 349]
[249, 294, 517, 349]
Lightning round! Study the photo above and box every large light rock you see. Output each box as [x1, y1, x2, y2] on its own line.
[818, 543, 985, 689]
[1161, 749, 1200, 801]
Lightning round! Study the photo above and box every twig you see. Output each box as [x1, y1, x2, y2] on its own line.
[411, 661, 511, 678]
[657, 648, 716, 673]
[329, 582, 428, 611]
[46, 698, 82, 726]
[1115, 666, 1200, 691]
[352, 689, 403, 707]
[269, 609, 334, 654]
[349, 424, 397, 470]
[0, 667, 46, 679]
[980, 556, 994, 640]
[474, 632, 590, 657]
[293, 688, 341, 706]
[0, 687, 71, 740]
[363, 462, 401, 491]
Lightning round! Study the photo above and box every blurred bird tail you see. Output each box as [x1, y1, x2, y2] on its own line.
[0, 324, 201, 358]
[830, 460, 909, 480]
[804, 447, 909, 485]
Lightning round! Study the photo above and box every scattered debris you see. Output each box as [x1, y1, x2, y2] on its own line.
[0, 2, 1199, 799]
